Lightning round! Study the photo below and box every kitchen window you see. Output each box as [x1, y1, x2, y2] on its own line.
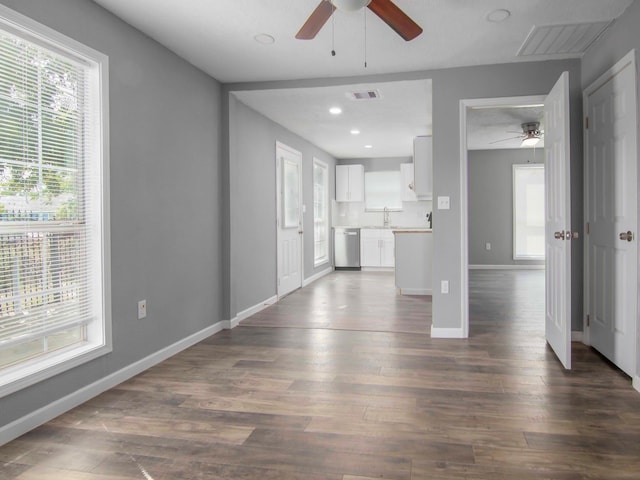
[364, 170, 402, 211]
[0, 5, 110, 396]
[513, 164, 545, 260]
[313, 158, 329, 266]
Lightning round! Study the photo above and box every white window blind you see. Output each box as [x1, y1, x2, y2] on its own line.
[313, 159, 328, 266]
[364, 170, 402, 211]
[0, 6, 109, 394]
[513, 164, 545, 260]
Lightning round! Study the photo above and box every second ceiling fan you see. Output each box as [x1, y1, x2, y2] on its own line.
[296, 0, 423, 41]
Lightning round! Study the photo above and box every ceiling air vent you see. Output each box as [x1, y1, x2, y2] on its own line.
[347, 89, 381, 100]
[517, 21, 611, 57]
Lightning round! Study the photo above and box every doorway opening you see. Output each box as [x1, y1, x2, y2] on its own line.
[460, 95, 547, 339]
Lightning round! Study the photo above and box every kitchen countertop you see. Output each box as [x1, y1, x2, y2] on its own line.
[335, 226, 432, 231]
[392, 228, 432, 234]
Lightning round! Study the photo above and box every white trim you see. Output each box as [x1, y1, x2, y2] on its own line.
[571, 331, 584, 343]
[431, 326, 466, 339]
[233, 295, 278, 326]
[633, 376, 640, 394]
[303, 267, 333, 287]
[460, 95, 547, 340]
[361, 267, 394, 272]
[0, 321, 225, 447]
[399, 288, 432, 295]
[469, 264, 545, 270]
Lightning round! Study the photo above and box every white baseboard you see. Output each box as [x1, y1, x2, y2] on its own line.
[233, 295, 278, 327]
[399, 288, 432, 295]
[571, 331, 584, 342]
[633, 376, 640, 394]
[469, 264, 545, 270]
[0, 320, 226, 447]
[431, 326, 466, 339]
[303, 267, 333, 287]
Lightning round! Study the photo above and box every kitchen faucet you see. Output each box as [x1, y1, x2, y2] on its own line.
[383, 206, 390, 228]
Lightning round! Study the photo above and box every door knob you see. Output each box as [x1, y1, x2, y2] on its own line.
[554, 231, 565, 240]
[619, 231, 634, 242]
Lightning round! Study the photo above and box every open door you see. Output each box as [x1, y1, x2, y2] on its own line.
[544, 72, 572, 369]
[584, 52, 638, 377]
[276, 142, 303, 298]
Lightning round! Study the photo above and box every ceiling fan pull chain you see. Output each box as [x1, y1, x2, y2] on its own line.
[364, 7, 368, 68]
[331, 9, 336, 56]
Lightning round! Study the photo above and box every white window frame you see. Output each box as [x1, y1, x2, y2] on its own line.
[0, 5, 111, 397]
[313, 158, 329, 267]
[512, 163, 545, 260]
[364, 170, 402, 211]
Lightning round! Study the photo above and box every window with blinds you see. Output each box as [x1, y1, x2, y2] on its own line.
[513, 164, 545, 260]
[313, 159, 329, 267]
[0, 6, 110, 395]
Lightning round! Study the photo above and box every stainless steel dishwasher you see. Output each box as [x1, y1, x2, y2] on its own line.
[334, 227, 361, 269]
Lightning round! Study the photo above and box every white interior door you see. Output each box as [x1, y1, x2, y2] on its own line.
[585, 52, 638, 377]
[544, 72, 572, 369]
[276, 142, 303, 298]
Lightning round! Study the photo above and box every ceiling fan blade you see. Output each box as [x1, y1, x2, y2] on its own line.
[489, 135, 525, 145]
[367, 0, 423, 41]
[296, 1, 336, 40]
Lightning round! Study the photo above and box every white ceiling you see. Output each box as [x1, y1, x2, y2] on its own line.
[466, 105, 545, 150]
[92, 0, 633, 157]
[234, 80, 431, 158]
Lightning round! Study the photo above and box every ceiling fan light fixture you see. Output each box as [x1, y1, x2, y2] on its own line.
[521, 136, 540, 147]
[331, 0, 371, 12]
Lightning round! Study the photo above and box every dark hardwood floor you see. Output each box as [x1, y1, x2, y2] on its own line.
[2, 270, 640, 479]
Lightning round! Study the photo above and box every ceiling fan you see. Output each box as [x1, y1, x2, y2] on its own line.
[491, 122, 544, 147]
[296, 0, 423, 41]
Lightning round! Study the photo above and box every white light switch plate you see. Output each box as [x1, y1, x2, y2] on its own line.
[437, 196, 450, 210]
[138, 299, 147, 319]
[441, 280, 449, 294]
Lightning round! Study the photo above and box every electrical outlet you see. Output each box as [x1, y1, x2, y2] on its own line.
[437, 196, 450, 210]
[485, 242, 491, 251]
[137, 299, 147, 319]
[441, 280, 449, 294]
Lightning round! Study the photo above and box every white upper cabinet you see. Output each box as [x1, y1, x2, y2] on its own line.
[413, 136, 433, 199]
[400, 163, 417, 202]
[336, 164, 364, 202]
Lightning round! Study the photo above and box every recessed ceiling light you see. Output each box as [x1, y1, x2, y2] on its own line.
[254, 33, 275, 45]
[486, 9, 511, 23]
[329, 106, 343, 115]
[364, 145, 373, 149]
[350, 129, 360, 135]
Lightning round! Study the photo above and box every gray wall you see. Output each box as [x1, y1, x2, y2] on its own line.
[228, 95, 336, 317]
[582, 0, 640, 88]
[338, 157, 411, 171]
[468, 149, 545, 267]
[226, 58, 584, 333]
[0, 0, 223, 429]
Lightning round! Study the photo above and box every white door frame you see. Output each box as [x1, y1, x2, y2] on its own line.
[275, 141, 304, 298]
[459, 95, 547, 339]
[583, 50, 640, 390]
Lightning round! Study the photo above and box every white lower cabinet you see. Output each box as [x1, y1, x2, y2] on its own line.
[360, 229, 395, 268]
